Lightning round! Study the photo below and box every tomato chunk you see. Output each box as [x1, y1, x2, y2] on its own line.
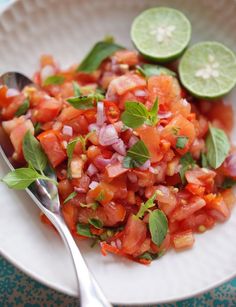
[172, 230, 194, 250]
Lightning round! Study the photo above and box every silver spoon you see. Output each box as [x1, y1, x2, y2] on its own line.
[0, 72, 112, 307]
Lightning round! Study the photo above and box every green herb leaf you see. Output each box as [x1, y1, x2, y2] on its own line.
[76, 223, 94, 238]
[206, 126, 230, 169]
[136, 64, 176, 78]
[138, 252, 159, 261]
[176, 136, 189, 149]
[22, 131, 47, 172]
[89, 218, 103, 229]
[80, 202, 99, 210]
[67, 93, 104, 110]
[179, 152, 196, 183]
[136, 192, 157, 219]
[149, 209, 168, 247]
[64, 191, 78, 204]
[121, 101, 148, 128]
[43, 75, 65, 86]
[66, 137, 79, 178]
[201, 152, 210, 168]
[123, 140, 150, 168]
[78, 131, 94, 153]
[77, 41, 124, 73]
[34, 122, 42, 136]
[148, 98, 159, 126]
[72, 81, 81, 96]
[221, 177, 236, 189]
[96, 190, 105, 202]
[1, 168, 48, 190]
[15, 98, 29, 117]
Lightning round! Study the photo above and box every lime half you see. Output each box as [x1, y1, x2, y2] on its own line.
[131, 7, 191, 62]
[179, 42, 236, 98]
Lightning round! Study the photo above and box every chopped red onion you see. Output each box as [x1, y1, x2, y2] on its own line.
[156, 125, 164, 133]
[158, 111, 172, 119]
[87, 163, 98, 177]
[6, 88, 20, 97]
[139, 159, 151, 170]
[128, 135, 139, 148]
[223, 153, 236, 177]
[24, 110, 32, 119]
[111, 153, 124, 163]
[53, 121, 63, 131]
[134, 89, 146, 97]
[62, 125, 73, 136]
[112, 139, 126, 155]
[74, 187, 86, 193]
[88, 123, 100, 133]
[89, 181, 99, 190]
[113, 121, 123, 133]
[97, 101, 105, 126]
[99, 124, 118, 146]
[40, 65, 55, 83]
[127, 172, 138, 183]
[94, 156, 112, 169]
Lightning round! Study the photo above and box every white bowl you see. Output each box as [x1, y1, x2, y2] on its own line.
[0, 0, 236, 305]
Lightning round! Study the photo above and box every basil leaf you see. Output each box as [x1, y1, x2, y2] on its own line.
[123, 140, 150, 168]
[66, 138, 79, 178]
[43, 75, 65, 86]
[148, 98, 159, 126]
[121, 101, 149, 128]
[64, 191, 78, 204]
[77, 41, 124, 73]
[176, 136, 189, 149]
[72, 81, 81, 96]
[139, 252, 159, 261]
[221, 177, 236, 189]
[149, 209, 168, 247]
[136, 192, 157, 219]
[89, 218, 103, 229]
[136, 64, 176, 78]
[179, 152, 196, 183]
[96, 191, 105, 202]
[22, 131, 47, 172]
[34, 122, 42, 136]
[76, 223, 94, 238]
[1, 168, 47, 190]
[15, 98, 29, 117]
[206, 126, 230, 169]
[67, 93, 104, 110]
[201, 152, 210, 168]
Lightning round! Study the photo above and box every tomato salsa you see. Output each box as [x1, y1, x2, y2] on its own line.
[1, 44, 236, 264]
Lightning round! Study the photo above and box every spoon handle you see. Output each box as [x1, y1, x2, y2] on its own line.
[47, 211, 112, 307]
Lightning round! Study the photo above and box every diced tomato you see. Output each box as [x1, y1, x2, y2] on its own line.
[109, 174, 128, 199]
[136, 125, 162, 163]
[84, 109, 97, 124]
[33, 97, 62, 123]
[185, 183, 205, 196]
[170, 196, 206, 222]
[172, 230, 194, 250]
[58, 106, 83, 122]
[67, 115, 89, 134]
[1, 94, 26, 120]
[104, 101, 120, 123]
[133, 238, 151, 257]
[2, 116, 26, 135]
[105, 161, 128, 179]
[133, 170, 155, 187]
[62, 202, 78, 231]
[87, 145, 101, 161]
[86, 182, 114, 205]
[180, 212, 215, 232]
[0, 85, 11, 108]
[206, 195, 230, 222]
[71, 174, 90, 193]
[147, 75, 181, 107]
[38, 130, 67, 167]
[151, 233, 171, 253]
[10, 119, 34, 158]
[107, 73, 146, 96]
[58, 179, 74, 200]
[113, 50, 139, 66]
[122, 215, 147, 255]
[103, 202, 126, 226]
[221, 189, 236, 210]
[161, 114, 196, 154]
[185, 167, 216, 192]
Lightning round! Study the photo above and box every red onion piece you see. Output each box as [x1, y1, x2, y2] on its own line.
[89, 181, 99, 190]
[223, 153, 236, 177]
[111, 153, 124, 163]
[112, 139, 126, 155]
[134, 89, 147, 97]
[62, 125, 73, 136]
[128, 135, 139, 148]
[113, 121, 123, 133]
[139, 159, 151, 170]
[158, 111, 172, 119]
[6, 88, 20, 97]
[97, 101, 105, 126]
[87, 163, 98, 177]
[94, 156, 112, 170]
[88, 123, 100, 133]
[74, 187, 86, 193]
[99, 124, 118, 146]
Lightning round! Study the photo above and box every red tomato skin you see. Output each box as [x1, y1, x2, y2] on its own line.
[58, 179, 74, 200]
[105, 161, 128, 179]
[38, 130, 67, 167]
[33, 98, 62, 123]
[122, 214, 147, 255]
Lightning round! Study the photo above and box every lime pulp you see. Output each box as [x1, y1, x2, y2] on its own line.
[131, 7, 191, 62]
[179, 41, 236, 99]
